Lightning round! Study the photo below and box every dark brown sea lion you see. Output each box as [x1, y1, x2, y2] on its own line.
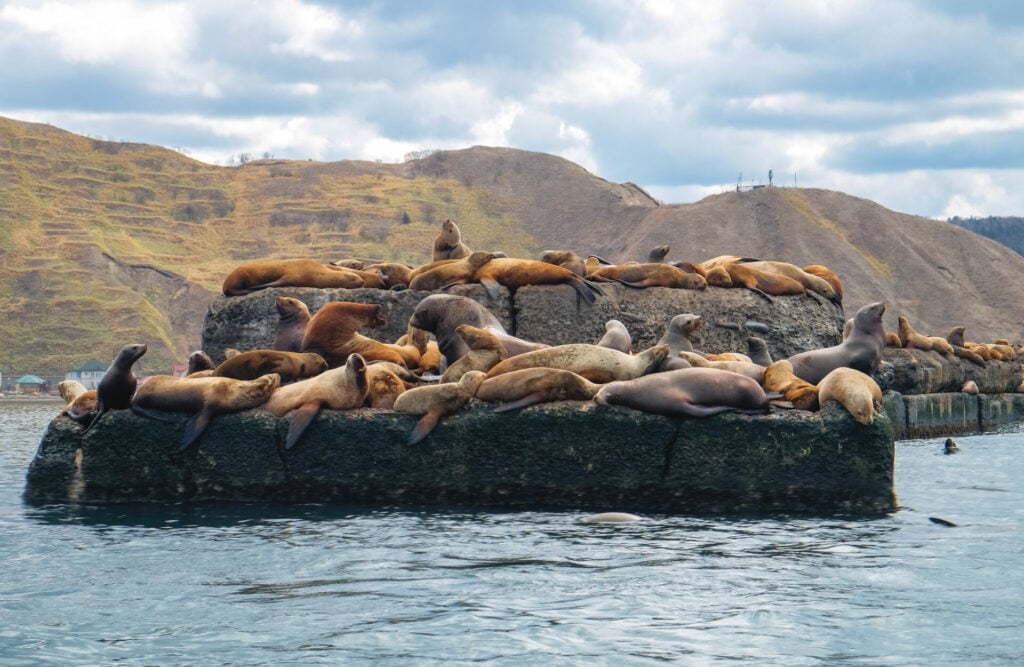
[475, 367, 601, 412]
[85, 343, 148, 434]
[485, 344, 669, 384]
[132, 373, 281, 451]
[393, 371, 486, 445]
[273, 296, 311, 352]
[588, 263, 706, 290]
[186, 350, 215, 375]
[746, 336, 773, 367]
[472, 258, 605, 303]
[595, 319, 632, 354]
[816, 367, 882, 425]
[302, 301, 406, 367]
[408, 251, 498, 291]
[594, 367, 770, 417]
[785, 301, 886, 385]
[647, 244, 671, 263]
[944, 437, 960, 454]
[432, 218, 472, 261]
[440, 324, 506, 383]
[212, 350, 328, 383]
[263, 353, 369, 450]
[407, 294, 508, 364]
[221, 259, 366, 296]
[539, 250, 587, 277]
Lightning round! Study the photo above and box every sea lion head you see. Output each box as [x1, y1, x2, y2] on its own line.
[118, 343, 148, 367]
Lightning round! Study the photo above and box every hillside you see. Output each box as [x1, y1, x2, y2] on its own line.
[2, 115, 1022, 377]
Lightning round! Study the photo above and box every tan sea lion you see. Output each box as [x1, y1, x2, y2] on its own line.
[705, 352, 753, 363]
[703, 261, 806, 301]
[440, 324, 506, 383]
[539, 250, 587, 277]
[475, 367, 601, 412]
[884, 332, 902, 347]
[897, 316, 933, 351]
[212, 350, 328, 383]
[408, 251, 498, 291]
[647, 245, 670, 263]
[222, 258, 366, 296]
[746, 337, 773, 367]
[678, 351, 766, 383]
[961, 380, 979, 394]
[786, 301, 886, 384]
[59, 380, 89, 405]
[588, 263, 706, 290]
[132, 373, 281, 451]
[762, 360, 820, 411]
[816, 367, 882, 425]
[658, 314, 702, 354]
[802, 264, 844, 301]
[64, 390, 99, 426]
[485, 344, 669, 384]
[263, 353, 369, 450]
[472, 258, 605, 303]
[302, 301, 407, 367]
[594, 367, 770, 417]
[595, 319, 632, 354]
[224, 348, 242, 359]
[736, 260, 839, 302]
[393, 371, 486, 445]
[364, 363, 411, 409]
[362, 262, 414, 289]
[432, 218, 472, 261]
[273, 296, 311, 352]
[929, 336, 954, 356]
[85, 343, 148, 434]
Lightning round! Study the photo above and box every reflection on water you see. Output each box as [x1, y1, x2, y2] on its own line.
[2, 403, 1023, 665]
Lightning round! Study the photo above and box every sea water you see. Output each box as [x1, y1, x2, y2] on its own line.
[1, 399, 1022, 665]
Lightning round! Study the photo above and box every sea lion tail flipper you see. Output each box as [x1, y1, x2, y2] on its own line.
[750, 288, 775, 303]
[478, 276, 502, 301]
[179, 411, 212, 452]
[492, 392, 547, 412]
[285, 401, 323, 450]
[408, 410, 441, 445]
[567, 276, 598, 304]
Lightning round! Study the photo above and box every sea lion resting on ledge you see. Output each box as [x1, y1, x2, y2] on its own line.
[212, 350, 328, 383]
[86, 343, 148, 434]
[393, 371, 486, 445]
[485, 344, 669, 384]
[594, 367, 770, 418]
[302, 301, 410, 368]
[432, 219, 473, 261]
[222, 259, 379, 296]
[408, 294, 546, 364]
[472, 258, 605, 304]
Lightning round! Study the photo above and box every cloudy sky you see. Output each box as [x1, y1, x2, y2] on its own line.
[2, 0, 1023, 219]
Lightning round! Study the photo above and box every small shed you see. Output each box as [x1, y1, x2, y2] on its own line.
[16, 374, 46, 394]
[65, 358, 108, 389]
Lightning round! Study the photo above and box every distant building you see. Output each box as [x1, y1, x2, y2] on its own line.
[65, 358, 108, 389]
[16, 374, 46, 394]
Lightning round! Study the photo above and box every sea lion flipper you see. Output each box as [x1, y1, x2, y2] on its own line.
[492, 392, 547, 412]
[179, 411, 212, 452]
[131, 405, 178, 422]
[678, 404, 735, 417]
[567, 276, 597, 304]
[286, 401, 323, 450]
[408, 410, 441, 445]
[478, 276, 502, 301]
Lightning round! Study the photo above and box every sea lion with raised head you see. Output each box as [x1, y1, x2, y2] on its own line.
[132, 373, 281, 451]
[475, 367, 601, 412]
[595, 319, 632, 354]
[432, 218, 472, 261]
[658, 314, 702, 354]
[273, 296, 311, 352]
[222, 259, 367, 296]
[302, 301, 406, 367]
[816, 367, 882, 425]
[746, 337, 773, 367]
[440, 324, 506, 383]
[85, 343, 148, 434]
[647, 245, 670, 263]
[59, 380, 89, 405]
[786, 301, 886, 385]
[263, 353, 369, 450]
[393, 370, 486, 445]
[485, 344, 669, 384]
[212, 350, 328, 383]
[407, 294, 539, 365]
[594, 367, 770, 418]
[897, 315, 934, 351]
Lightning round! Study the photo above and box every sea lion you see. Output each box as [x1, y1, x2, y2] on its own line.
[658, 314, 702, 354]
[929, 336, 955, 356]
[302, 301, 407, 367]
[393, 370, 486, 445]
[224, 348, 242, 359]
[364, 363, 411, 409]
[432, 218, 472, 261]
[408, 251, 498, 291]
[187, 350, 215, 375]
[802, 264, 844, 301]
[472, 257, 605, 304]
[273, 296, 311, 352]
[786, 301, 886, 385]
[64, 390, 99, 426]
[539, 250, 587, 277]
[704, 352, 753, 363]
[59, 380, 89, 405]
[262, 353, 369, 449]
[222, 258, 366, 296]
[397, 324, 445, 375]
[588, 263, 706, 290]
[594, 319, 632, 354]
[330, 258, 364, 269]
[703, 261, 806, 301]
[816, 367, 882, 425]
[475, 367, 601, 411]
[763, 360, 819, 411]
[85, 343, 148, 434]
[884, 332, 902, 347]
[736, 260, 839, 302]
[408, 294, 536, 364]
[212, 350, 328, 383]
[485, 344, 669, 384]
[961, 380, 979, 395]
[594, 367, 770, 417]
[132, 373, 280, 451]
[678, 351, 766, 383]
[362, 262, 414, 289]
[647, 245, 670, 263]
[440, 324, 506, 383]
[944, 437, 960, 454]
[897, 315, 933, 351]
[746, 337, 773, 367]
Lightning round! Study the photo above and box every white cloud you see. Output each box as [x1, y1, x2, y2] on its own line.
[264, 0, 362, 62]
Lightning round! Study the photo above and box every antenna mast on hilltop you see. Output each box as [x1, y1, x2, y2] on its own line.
[736, 173, 742, 192]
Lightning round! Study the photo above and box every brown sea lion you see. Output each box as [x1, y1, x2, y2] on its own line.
[273, 296, 311, 352]
[432, 218, 472, 261]
[224, 348, 242, 359]
[763, 360, 820, 411]
[408, 251, 498, 291]
[64, 390, 99, 426]
[802, 264, 844, 301]
[703, 261, 806, 301]
[362, 262, 414, 289]
[884, 332, 902, 347]
[485, 344, 669, 384]
[539, 250, 588, 277]
[647, 244, 670, 263]
[397, 325, 445, 375]
[475, 367, 601, 412]
[594, 367, 770, 418]
[263, 353, 369, 450]
[897, 316, 933, 351]
[595, 319, 632, 354]
[85, 343, 148, 434]
[737, 260, 839, 302]
[440, 324, 506, 383]
[816, 367, 882, 425]
[678, 351, 766, 383]
[302, 301, 407, 367]
[989, 343, 1017, 361]
[746, 337, 773, 367]
[186, 350, 215, 376]
[472, 258, 605, 303]
[786, 301, 886, 385]
[364, 363, 411, 409]
[961, 380, 979, 395]
[393, 371, 486, 445]
[212, 350, 328, 383]
[944, 437, 960, 454]
[132, 373, 281, 451]
[588, 262, 706, 290]
[222, 259, 366, 296]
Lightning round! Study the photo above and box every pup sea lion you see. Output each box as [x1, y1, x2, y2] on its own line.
[816, 367, 882, 425]
[132, 373, 281, 451]
[485, 344, 669, 384]
[475, 367, 601, 411]
[539, 249, 587, 277]
[594, 367, 770, 417]
[472, 258, 605, 304]
[588, 263, 706, 290]
[595, 319, 632, 354]
[273, 296, 311, 352]
[440, 324, 506, 383]
[432, 218, 472, 261]
[212, 350, 328, 383]
[408, 251, 497, 291]
[222, 259, 367, 296]
[393, 370, 486, 445]
[302, 301, 406, 367]
[86, 343, 148, 433]
[786, 301, 886, 385]
[763, 360, 820, 411]
[263, 353, 369, 450]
